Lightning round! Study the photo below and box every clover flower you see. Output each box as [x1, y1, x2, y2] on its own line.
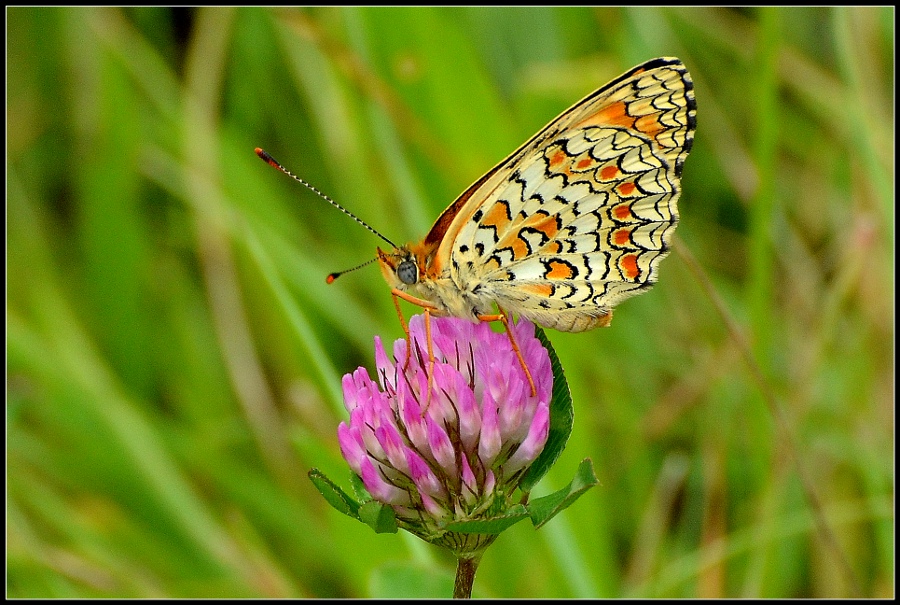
[309, 312, 596, 598]
[337, 314, 552, 554]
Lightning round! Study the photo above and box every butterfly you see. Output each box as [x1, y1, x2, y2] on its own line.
[257, 57, 695, 393]
[375, 57, 696, 333]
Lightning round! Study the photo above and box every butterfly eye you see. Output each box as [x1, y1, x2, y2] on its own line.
[397, 260, 418, 285]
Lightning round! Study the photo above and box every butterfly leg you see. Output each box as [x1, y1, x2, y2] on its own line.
[477, 310, 537, 397]
[391, 288, 438, 368]
[390, 292, 412, 369]
[390, 288, 439, 409]
[423, 308, 437, 410]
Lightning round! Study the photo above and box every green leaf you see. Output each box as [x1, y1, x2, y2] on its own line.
[526, 459, 598, 529]
[349, 470, 372, 503]
[443, 504, 529, 534]
[518, 326, 574, 492]
[358, 499, 399, 534]
[309, 469, 397, 534]
[307, 468, 361, 519]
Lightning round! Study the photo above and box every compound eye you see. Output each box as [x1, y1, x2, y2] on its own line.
[397, 260, 418, 285]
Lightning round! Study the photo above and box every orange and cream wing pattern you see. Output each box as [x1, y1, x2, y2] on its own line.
[436, 57, 696, 332]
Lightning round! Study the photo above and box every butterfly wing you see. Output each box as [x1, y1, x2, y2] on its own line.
[428, 57, 696, 332]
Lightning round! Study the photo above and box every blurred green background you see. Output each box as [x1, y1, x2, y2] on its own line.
[7, 7, 893, 598]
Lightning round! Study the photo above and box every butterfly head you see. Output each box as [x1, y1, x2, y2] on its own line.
[377, 246, 421, 289]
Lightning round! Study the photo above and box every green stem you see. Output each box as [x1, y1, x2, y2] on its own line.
[453, 554, 482, 599]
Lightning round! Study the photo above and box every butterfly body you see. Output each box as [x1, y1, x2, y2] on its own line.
[378, 57, 696, 332]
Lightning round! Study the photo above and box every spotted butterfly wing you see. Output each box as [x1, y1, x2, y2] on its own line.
[378, 57, 696, 332]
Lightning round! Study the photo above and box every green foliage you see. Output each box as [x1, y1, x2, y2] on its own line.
[527, 459, 599, 530]
[357, 501, 399, 535]
[308, 469, 362, 519]
[7, 6, 894, 598]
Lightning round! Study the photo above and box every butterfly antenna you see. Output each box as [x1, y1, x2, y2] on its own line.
[255, 148, 397, 248]
[326, 257, 380, 284]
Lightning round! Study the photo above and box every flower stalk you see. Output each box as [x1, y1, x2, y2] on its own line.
[453, 553, 482, 599]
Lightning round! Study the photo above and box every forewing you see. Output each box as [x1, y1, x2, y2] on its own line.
[441, 57, 696, 330]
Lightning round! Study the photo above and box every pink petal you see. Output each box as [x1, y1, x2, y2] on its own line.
[504, 402, 550, 475]
[419, 492, 449, 520]
[478, 391, 501, 467]
[426, 415, 456, 476]
[406, 449, 446, 499]
[360, 458, 407, 505]
[375, 423, 408, 474]
[337, 422, 366, 475]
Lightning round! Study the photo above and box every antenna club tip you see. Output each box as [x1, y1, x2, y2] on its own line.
[326, 273, 338, 284]
[255, 147, 278, 167]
